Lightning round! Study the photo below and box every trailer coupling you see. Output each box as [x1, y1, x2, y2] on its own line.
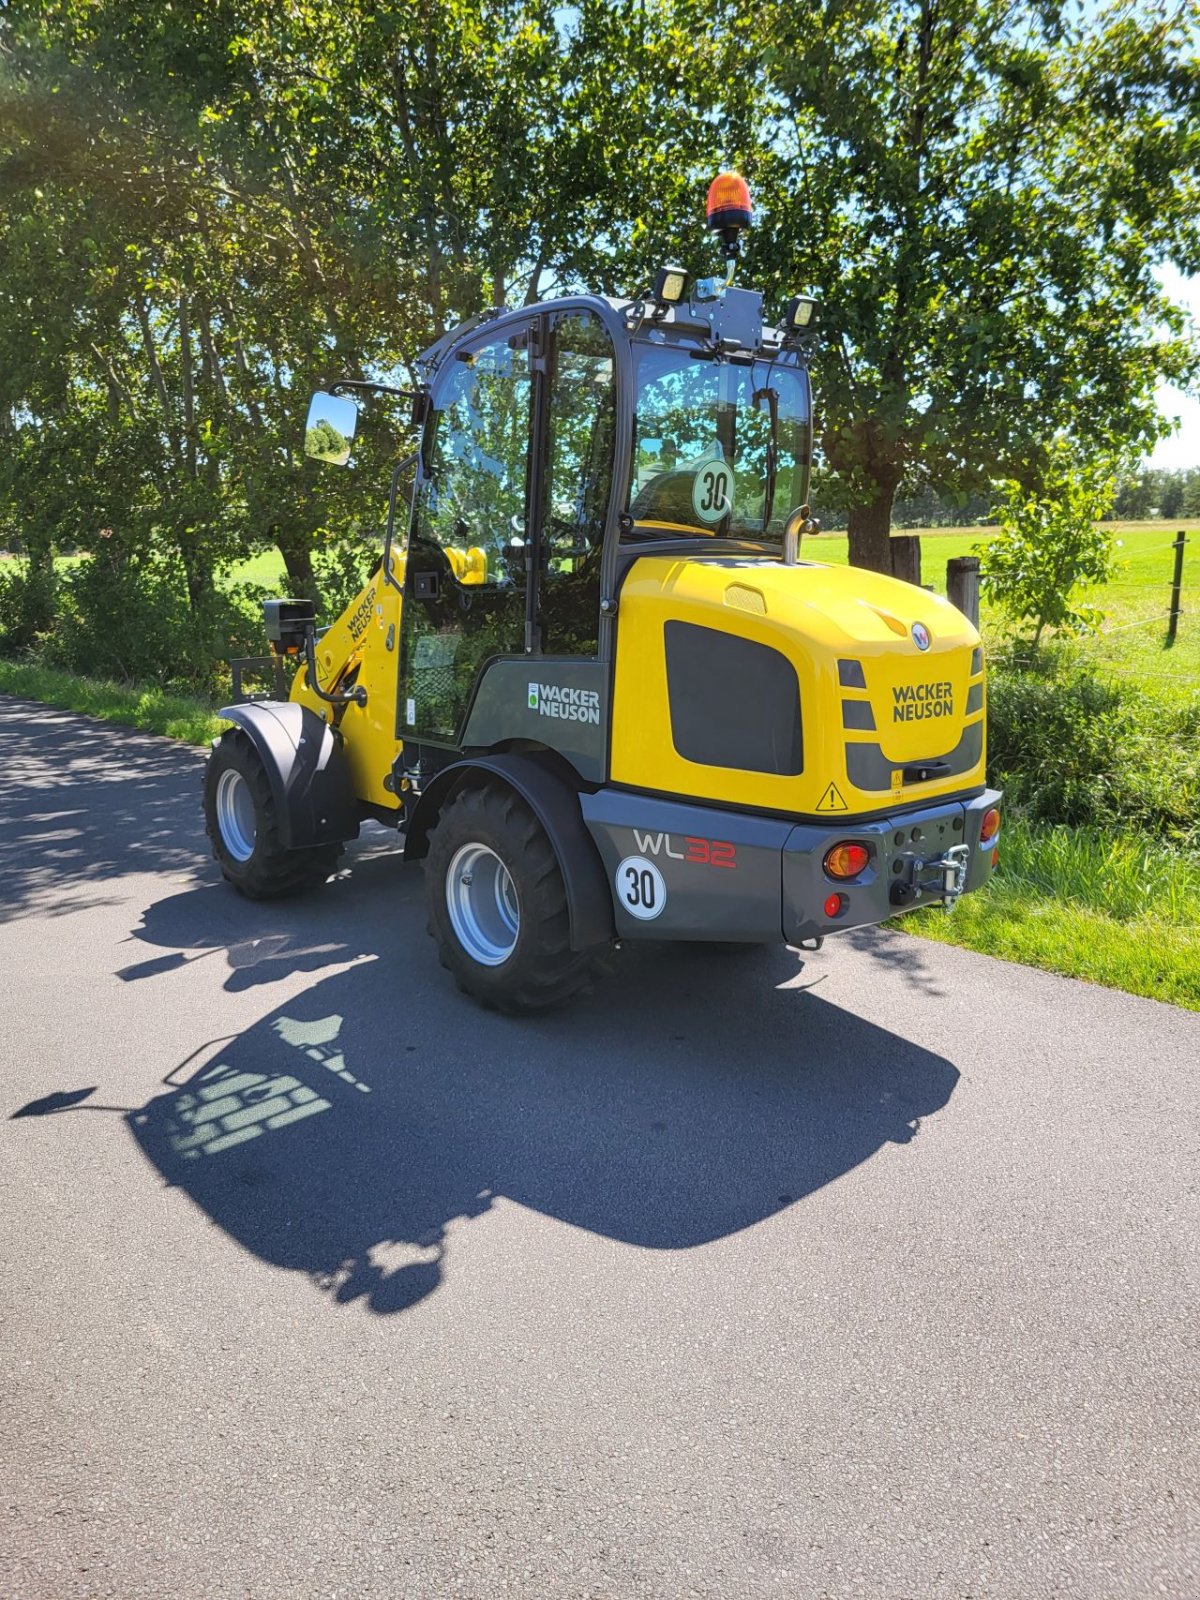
[891, 842, 971, 910]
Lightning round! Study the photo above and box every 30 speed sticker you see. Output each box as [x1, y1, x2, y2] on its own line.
[614, 855, 666, 921]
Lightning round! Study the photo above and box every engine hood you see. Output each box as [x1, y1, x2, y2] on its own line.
[609, 554, 987, 817]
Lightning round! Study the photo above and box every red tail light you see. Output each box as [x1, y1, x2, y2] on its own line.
[980, 807, 1001, 844]
[823, 893, 846, 918]
[824, 841, 871, 880]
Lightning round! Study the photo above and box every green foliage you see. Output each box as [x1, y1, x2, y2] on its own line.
[746, 0, 1200, 569]
[979, 447, 1120, 646]
[0, 0, 1197, 647]
[987, 650, 1200, 848]
[900, 813, 1200, 1011]
[1113, 466, 1200, 520]
[0, 556, 57, 652]
[311, 534, 381, 621]
[42, 550, 269, 694]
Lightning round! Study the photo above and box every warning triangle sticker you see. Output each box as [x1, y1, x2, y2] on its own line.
[816, 782, 848, 813]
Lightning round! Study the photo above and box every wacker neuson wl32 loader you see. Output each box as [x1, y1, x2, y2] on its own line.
[203, 175, 1001, 1011]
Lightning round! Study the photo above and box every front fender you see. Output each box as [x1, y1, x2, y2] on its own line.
[217, 701, 360, 850]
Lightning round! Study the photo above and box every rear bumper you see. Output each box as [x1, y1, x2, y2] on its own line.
[580, 786, 1001, 944]
[781, 787, 1002, 943]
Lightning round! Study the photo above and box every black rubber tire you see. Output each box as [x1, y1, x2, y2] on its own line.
[203, 727, 342, 899]
[424, 780, 613, 1013]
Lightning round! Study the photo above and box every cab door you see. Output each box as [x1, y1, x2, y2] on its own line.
[399, 321, 536, 743]
[399, 308, 617, 750]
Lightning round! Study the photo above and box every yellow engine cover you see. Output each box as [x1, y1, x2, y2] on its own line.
[610, 555, 985, 817]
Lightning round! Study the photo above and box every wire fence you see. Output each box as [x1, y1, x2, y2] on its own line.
[930, 529, 1196, 680]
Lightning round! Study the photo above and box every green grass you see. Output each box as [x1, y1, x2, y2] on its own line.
[896, 815, 1200, 1011]
[224, 549, 291, 588]
[0, 660, 223, 745]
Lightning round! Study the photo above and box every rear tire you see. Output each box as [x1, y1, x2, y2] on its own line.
[203, 728, 342, 899]
[424, 781, 613, 1013]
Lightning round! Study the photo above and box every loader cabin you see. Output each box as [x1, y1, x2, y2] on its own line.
[304, 218, 817, 792]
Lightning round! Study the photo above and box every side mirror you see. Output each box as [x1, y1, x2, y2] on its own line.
[304, 390, 359, 466]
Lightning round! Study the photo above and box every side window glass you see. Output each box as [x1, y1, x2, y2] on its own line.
[417, 333, 532, 587]
[541, 313, 614, 655]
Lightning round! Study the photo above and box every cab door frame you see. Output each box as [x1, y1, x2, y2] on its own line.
[398, 296, 635, 753]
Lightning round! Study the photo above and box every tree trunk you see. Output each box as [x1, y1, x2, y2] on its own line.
[179, 541, 211, 612]
[278, 536, 317, 600]
[847, 478, 899, 575]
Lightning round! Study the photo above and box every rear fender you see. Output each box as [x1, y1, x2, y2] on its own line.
[218, 701, 360, 850]
[404, 753, 614, 952]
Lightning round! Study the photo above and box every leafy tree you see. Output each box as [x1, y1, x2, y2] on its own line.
[739, 0, 1200, 571]
[979, 443, 1120, 647]
[2, 0, 1199, 699]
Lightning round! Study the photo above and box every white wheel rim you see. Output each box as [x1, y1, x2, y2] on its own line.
[216, 768, 257, 862]
[446, 842, 519, 967]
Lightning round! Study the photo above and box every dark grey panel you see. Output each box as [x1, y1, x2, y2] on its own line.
[581, 789, 791, 941]
[966, 682, 983, 715]
[461, 657, 609, 783]
[664, 621, 802, 776]
[845, 720, 983, 793]
[971, 647, 983, 674]
[842, 699, 876, 731]
[781, 785, 1002, 943]
[838, 658, 867, 689]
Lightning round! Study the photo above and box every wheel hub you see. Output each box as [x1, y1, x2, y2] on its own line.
[445, 843, 519, 966]
[215, 767, 257, 862]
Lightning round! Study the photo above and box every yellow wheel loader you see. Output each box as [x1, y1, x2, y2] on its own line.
[203, 177, 1001, 1011]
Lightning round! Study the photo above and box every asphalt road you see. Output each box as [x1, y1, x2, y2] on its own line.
[0, 696, 1197, 1600]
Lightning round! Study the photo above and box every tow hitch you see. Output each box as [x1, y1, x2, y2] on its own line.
[922, 843, 971, 907]
[889, 843, 971, 910]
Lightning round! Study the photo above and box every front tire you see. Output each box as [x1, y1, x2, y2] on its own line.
[203, 728, 342, 899]
[424, 781, 612, 1013]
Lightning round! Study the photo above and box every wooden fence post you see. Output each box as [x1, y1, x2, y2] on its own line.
[946, 556, 980, 627]
[1166, 531, 1187, 648]
[891, 535, 922, 587]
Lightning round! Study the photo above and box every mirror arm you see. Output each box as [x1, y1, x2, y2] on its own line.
[327, 379, 420, 402]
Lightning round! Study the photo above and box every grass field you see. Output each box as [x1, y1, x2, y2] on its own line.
[897, 817, 1200, 1012]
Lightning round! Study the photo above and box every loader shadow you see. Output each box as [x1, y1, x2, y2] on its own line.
[117, 833, 414, 989]
[127, 949, 960, 1317]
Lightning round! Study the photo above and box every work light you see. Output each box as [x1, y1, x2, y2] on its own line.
[651, 265, 689, 305]
[783, 294, 819, 331]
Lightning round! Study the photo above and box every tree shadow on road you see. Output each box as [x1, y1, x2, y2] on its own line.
[0, 700, 208, 923]
[126, 942, 960, 1317]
